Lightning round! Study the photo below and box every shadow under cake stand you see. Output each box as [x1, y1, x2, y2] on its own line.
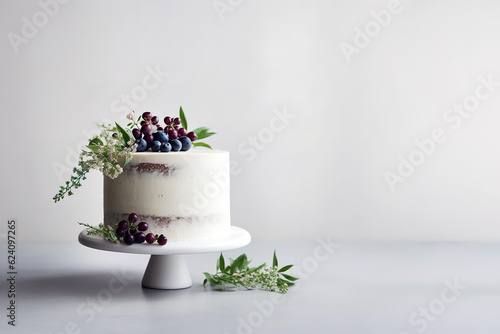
[78, 226, 251, 290]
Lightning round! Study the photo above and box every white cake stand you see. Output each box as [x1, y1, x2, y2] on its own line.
[78, 226, 251, 290]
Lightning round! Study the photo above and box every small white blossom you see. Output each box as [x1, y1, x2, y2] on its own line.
[126, 111, 135, 120]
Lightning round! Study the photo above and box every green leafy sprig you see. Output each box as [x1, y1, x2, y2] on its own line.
[53, 122, 135, 203]
[179, 106, 216, 149]
[79, 222, 120, 244]
[126, 113, 142, 130]
[203, 251, 299, 293]
[53, 155, 91, 202]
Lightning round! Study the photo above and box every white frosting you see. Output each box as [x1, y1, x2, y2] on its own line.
[104, 148, 231, 241]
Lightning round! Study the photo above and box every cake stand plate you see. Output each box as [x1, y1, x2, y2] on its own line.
[78, 226, 251, 290]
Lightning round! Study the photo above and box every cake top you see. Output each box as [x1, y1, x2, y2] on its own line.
[53, 107, 216, 202]
[130, 147, 227, 156]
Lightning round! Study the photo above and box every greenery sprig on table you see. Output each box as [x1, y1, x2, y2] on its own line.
[203, 251, 299, 293]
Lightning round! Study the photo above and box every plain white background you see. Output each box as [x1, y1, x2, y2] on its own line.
[1, 0, 500, 243]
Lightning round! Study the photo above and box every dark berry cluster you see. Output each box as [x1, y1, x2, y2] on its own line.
[132, 112, 197, 152]
[116, 213, 167, 246]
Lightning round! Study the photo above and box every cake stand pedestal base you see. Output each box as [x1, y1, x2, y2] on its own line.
[142, 254, 192, 289]
[78, 226, 251, 290]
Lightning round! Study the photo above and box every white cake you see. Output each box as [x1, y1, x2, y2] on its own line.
[104, 148, 231, 241]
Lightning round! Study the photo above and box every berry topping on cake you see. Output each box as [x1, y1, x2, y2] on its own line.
[128, 106, 216, 153]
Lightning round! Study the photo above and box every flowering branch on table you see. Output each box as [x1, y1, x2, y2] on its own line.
[203, 251, 299, 294]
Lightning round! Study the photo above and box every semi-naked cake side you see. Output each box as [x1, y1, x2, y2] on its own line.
[104, 149, 231, 241]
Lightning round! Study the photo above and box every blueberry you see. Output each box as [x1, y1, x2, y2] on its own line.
[160, 142, 171, 152]
[151, 140, 161, 152]
[154, 131, 169, 143]
[170, 139, 181, 152]
[178, 136, 192, 151]
[135, 138, 148, 152]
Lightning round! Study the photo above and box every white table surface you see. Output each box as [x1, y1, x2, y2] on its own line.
[2, 240, 500, 333]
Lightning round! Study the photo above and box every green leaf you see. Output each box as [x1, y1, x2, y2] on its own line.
[179, 106, 188, 130]
[196, 131, 216, 140]
[87, 145, 100, 153]
[193, 142, 212, 149]
[246, 263, 266, 274]
[242, 258, 251, 270]
[203, 278, 208, 285]
[278, 264, 293, 273]
[123, 157, 132, 166]
[277, 277, 295, 286]
[273, 250, 278, 268]
[281, 273, 299, 281]
[115, 122, 131, 144]
[230, 254, 247, 274]
[203, 272, 218, 285]
[193, 126, 210, 136]
[89, 137, 104, 146]
[218, 253, 225, 272]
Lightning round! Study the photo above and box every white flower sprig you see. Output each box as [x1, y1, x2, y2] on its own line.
[53, 122, 136, 202]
